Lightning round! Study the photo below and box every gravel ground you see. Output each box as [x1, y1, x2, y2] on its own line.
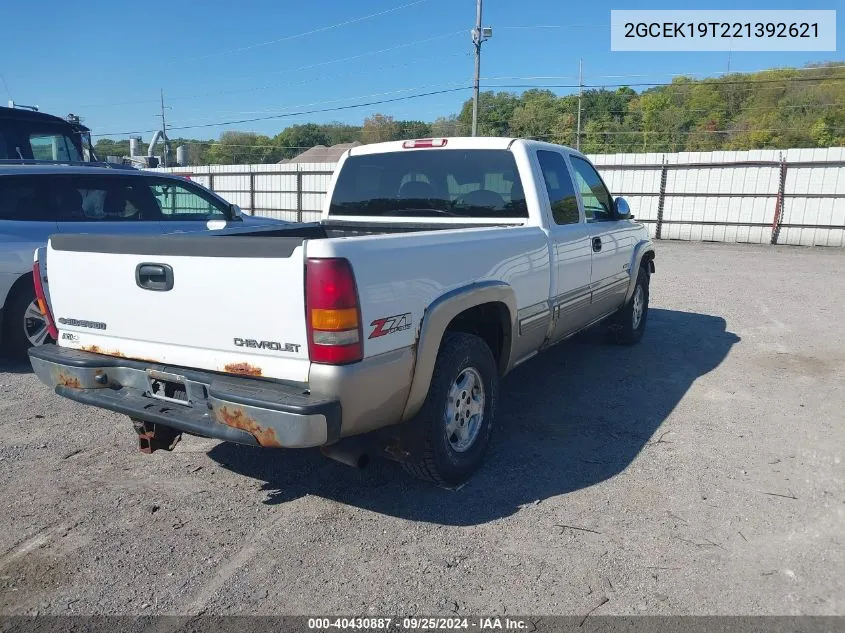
[0, 241, 843, 617]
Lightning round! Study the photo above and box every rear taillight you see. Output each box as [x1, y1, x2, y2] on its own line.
[32, 261, 58, 340]
[305, 258, 363, 364]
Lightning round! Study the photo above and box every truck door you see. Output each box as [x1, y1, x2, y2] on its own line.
[568, 155, 636, 319]
[535, 149, 594, 341]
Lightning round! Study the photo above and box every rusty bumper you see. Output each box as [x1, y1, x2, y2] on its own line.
[28, 344, 341, 448]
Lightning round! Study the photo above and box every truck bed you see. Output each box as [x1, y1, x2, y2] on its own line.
[44, 218, 536, 384]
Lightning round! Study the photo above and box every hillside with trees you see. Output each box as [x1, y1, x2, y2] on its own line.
[95, 62, 844, 165]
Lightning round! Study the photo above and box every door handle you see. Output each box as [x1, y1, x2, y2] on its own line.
[136, 263, 174, 291]
[592, 237, 603, 252]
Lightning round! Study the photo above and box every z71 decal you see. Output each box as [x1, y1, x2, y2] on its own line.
[369, 313, 412, 339]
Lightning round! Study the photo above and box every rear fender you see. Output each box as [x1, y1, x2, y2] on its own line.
[401, 281, 517, 421]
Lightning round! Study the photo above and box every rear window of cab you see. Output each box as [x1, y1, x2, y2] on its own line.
[329, 149, 528, 218]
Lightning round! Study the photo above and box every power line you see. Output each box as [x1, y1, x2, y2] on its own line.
[216, 30, 466, 83]
[163, 52, 471, 123]
[92, 86, 472, 137]
[93, 70, 845, 139]
[166, 81, 474, 128]
[78, 33, 467, 109]
[172, 0, 431, 64]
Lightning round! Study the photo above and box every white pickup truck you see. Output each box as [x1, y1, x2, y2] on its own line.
[29, 137, 655, 486]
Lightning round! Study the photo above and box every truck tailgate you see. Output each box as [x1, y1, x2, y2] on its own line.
[46, 233, 310, 382]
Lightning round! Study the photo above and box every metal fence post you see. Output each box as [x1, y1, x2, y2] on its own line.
[655, 158, 668, 240]
[296, 171, 304, 223]
[770, 157, 788, 245]
[208, 172, 214, 193]
[249, 172, 255, 216]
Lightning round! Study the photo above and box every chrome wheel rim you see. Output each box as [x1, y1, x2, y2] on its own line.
[23, 299, 50, 346]
[444, 367, 485, 453]
[632, 285, 644, 330]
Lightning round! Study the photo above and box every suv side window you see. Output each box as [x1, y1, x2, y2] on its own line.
[0, 177, 57, 221]
[49, 175, 158, 222]
[569, 156, 613, 222]
[536, 150, 579, 225]
[149, 180, 228, 220]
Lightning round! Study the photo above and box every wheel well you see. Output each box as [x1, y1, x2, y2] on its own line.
[642, 250, 655, 273]
[444, 302, 511, 375]
[4, 272, 33, 310]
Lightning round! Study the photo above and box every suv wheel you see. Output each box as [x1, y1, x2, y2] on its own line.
[402, 332, 498, 487]
[4, 284, 52, 357]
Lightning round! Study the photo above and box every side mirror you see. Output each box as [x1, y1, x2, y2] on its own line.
[614, 196, 632, 220]
[230, 204, 244, 222]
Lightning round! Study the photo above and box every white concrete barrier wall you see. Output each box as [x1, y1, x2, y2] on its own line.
[154, 147, 845, 247]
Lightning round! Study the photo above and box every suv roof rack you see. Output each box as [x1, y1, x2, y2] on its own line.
[0, 159, 137, 170]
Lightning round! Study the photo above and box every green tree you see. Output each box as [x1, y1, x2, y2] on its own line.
[205, 131, 278, 165]
[430, 115, 461, 137]
[510, 90, 574, 144]
[361, 113, 399, 143]
[319, 123, 362, 145]
[395, 120, 431, 140]
[273, 124, 330, 160]
[457, 91, 520, 136]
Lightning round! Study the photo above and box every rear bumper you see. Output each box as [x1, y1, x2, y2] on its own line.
[28, 344, 341, 448]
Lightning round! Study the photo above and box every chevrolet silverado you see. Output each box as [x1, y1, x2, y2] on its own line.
[29, 137, 655, 486]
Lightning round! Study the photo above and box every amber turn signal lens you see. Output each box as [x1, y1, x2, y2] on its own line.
[310, 308, 359, 331]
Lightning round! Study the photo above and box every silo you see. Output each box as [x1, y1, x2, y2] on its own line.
[176, 145, 188, 166]
[129, 136, 141, 157]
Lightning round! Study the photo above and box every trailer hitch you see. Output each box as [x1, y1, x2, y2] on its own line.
[132, 419, 182, 454]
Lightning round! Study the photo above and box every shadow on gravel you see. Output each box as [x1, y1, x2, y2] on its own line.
[209, 308, 739, 525]
[0, 355, 32, 374]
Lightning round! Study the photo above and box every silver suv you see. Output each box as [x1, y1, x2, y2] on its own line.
[0, 164, 282, 356]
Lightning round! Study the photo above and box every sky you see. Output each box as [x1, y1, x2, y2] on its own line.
[1, 0, 842, 141]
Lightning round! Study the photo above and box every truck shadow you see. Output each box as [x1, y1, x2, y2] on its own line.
[208, 308, 739, 525]
[0, 356, 33, 374]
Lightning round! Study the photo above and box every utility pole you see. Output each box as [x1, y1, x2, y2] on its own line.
[727, 37, 732, 75]
[160, 88, 168, 168]
[471, 0, 492, 137]
[576, 58, 583, 151]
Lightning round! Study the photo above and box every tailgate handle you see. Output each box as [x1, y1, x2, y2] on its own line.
[136, 263, 174, 291]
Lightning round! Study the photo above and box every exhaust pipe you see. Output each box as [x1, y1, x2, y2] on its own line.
[320, 438, 370, 469]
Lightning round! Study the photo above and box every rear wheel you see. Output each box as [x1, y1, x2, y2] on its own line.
[4, 284, 52, 358]
[402, 332, 498, 487]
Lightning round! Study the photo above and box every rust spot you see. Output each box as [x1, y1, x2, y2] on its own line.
[215, 406, 281, 447]
[56, 373, 82, 389]
[80, 345, 125, 358]
[122, 355, 160, 364]
[224, 362, 262, 377]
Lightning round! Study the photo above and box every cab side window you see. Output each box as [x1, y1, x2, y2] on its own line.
[569, 156, 613, 222]
[536, 150, 579, 225]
